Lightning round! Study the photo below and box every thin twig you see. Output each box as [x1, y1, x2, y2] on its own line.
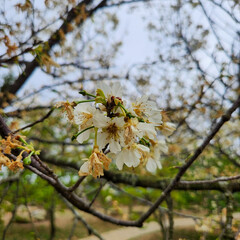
[61, 196, 104, 240]
[68, 177, 86, 192]
[68, 215, 78, 240]
[88, 180, 107, 208]
[13, 108, 54, 133]
[0, 182, 11, 205]
[21, 179, 39, 240]
[2, 180, 19, 240]
[135, 95, 240, 226]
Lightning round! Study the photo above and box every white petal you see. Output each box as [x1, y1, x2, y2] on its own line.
[161, 122, 176, 136]
[125, 149, 140, 168]
[116, 152, 124, 170]
[111, 82, 122, 97]
[113, 117, 125, 128]
[97, 82, 111, 97]
[138, 95, 148, 104]
[97, 132, 108, 150]
[157, 139, 168, 154]
[124, 150, 134, 167]
[80, 162, 89, 174]
[109, 139, 121, 154]
[147, 100, 157, 109]
[146, 158, 157, 173]
[156, 160, 162, 170]
[138, 123, 156, 139]
[137, 144, 150, 153]
[77, 130, 91, 143]
[148, 110, 162, 124]
[93, 111, 109, 128]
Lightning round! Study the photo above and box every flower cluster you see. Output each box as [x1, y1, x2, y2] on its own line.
[59, 82, 175, 178]
[0, 135, 40, 171]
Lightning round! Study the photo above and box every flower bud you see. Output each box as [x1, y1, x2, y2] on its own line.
[23, 156, 31, 165]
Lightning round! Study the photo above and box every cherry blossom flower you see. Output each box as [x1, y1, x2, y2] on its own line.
[116, 144, 149, 170]
[60, 82, 175, 177]
[55, 101, 74, 122]
[78, 147, 111, 178]
[94, 113, 125, 153]
[74, 103, 96, 143]
[97, 82, 123, 100]
[145, 140, 168, 173]
[131, 95, 162, 124]
[124, 118, 157, 145]
[158, 122, 176, 136]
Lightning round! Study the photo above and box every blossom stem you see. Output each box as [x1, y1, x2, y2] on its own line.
[79, 90, 96, 98]
[72, 126, 95, 141]
[118, 103, 128, 114]
[140, 137, 150, 147]
[18, 137, 28, 146]
[118, 103, 144, 121]
[74, 100, 95, 104]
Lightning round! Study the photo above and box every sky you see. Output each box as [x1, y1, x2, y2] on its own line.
[1, 0, 239, 111]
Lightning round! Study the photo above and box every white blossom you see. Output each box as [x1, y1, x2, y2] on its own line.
[146, 140, 168, 173]
[97, 82, 123, 99]
[94, 114, 125, 153]
[78, 147, 111, 178]
[131, 95, 162, 124]
[159, 122, 176, 136]
[116, 144, 149, 170]
[73, 103, 95, 143]
[124, 118, 157, 145]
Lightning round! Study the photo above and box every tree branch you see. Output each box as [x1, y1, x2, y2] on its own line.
[135, 94, 240, 226]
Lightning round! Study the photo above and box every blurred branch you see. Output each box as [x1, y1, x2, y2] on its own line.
[21, 180, 39, 240]
[166, 194, 174, 240]
[135, 94, 240, 226]
[216, 145, 240, 168]
[61, 196, 104, 240]
[211, 1, 240, 24]
[109, 182, 201, 221]
[0, 94, 239, 227]
[0, 0, 104, 105]
[198, 0, 232, 60]
[68, 176, 86, 192]
[5, 106, 52, 118]
[68, 215, 78, 240]
[2, 180, 19, 240]
[220, 191, 235, 240]
[0, 183, 11, 205]
[13, 108, 54, 134]
[30, 137, 91, 146]
[88, 180, 107, 208]
[41, 154, 240, 192]
[0, 171, 22, 185]
[49, 194, 56, 240]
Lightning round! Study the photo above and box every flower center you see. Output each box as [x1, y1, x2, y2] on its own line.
[107, 123, 118, 135]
